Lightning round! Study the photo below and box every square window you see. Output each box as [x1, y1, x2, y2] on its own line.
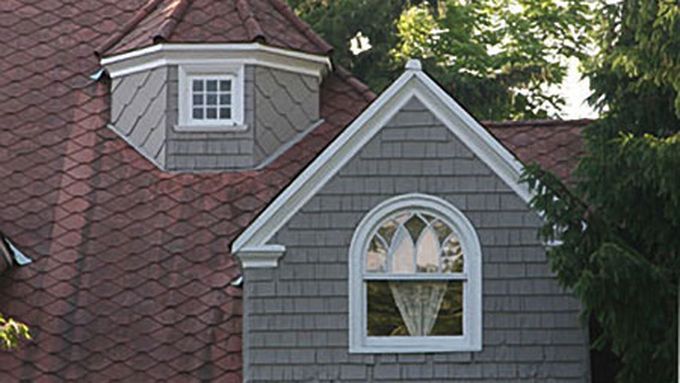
[181, 67, 242, 127]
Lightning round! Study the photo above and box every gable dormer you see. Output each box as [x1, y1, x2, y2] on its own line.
[96, 0, 332, 171]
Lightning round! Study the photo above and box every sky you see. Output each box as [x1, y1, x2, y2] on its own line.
[559, 57, 598, 120]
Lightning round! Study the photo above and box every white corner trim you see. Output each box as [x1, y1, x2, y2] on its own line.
[231, 65, 534, 254]
[236, 244, 286, 268]
[348, 193, 482, 353]
[100, 43, 331, 79]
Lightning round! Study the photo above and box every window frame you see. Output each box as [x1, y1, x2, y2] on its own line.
[349, 193, 482, 353]
[177, 64, 245, 130]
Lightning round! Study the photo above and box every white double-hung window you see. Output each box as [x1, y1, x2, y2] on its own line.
[178, 64, 244, 130]
[349, 194, 482, 353]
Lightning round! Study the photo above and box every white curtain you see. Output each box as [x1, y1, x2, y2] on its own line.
[389, 282, 447, 336]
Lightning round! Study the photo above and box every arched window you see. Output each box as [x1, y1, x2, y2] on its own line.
[349, 194, 482, 353]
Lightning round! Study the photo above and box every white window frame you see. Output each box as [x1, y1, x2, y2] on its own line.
[177, 63, 245, 131]
[349, 193, 482, 353]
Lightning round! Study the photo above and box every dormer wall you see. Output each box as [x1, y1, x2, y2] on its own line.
[110, 66, 170, 169]
[109, 62, 321, 172]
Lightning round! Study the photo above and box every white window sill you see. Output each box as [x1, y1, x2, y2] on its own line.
[173, 124, 249, 133]
[350, 336, 481, 354]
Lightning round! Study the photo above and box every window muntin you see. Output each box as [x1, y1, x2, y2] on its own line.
[365, 211, 464, 275]
[349, 194, 482, 353]
[190, 77, 234, 122]
[364, 210, 465, 338]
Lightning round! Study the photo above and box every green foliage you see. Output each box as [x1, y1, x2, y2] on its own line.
[288, 0, 407, 91]
[0, 314, 30, 350]
[393, 0, 590, 120]
[289, 0, 591, 120]
[522, 1, 680, 381]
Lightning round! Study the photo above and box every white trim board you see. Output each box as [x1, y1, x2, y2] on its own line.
[232, 60, 534, 262]
[100, 43, 332, 79]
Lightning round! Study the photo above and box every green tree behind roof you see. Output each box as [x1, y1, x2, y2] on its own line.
[522, 1, 680, 381]
[288, 0, 590, 120]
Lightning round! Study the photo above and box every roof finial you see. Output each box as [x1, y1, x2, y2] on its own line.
[405, 59, 422, 71]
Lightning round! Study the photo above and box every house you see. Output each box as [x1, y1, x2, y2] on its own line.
[0, 0, 591, 381]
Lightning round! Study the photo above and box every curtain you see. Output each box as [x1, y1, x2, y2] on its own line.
[389, 281, 448, 336]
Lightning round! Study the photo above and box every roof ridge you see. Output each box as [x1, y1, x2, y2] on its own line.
[334, 66, 376, 102]
[236, 0, 266, 43]
[267, 0, 333, 54]
[155, 0, 192, 42]
[95, 0, 165, 57]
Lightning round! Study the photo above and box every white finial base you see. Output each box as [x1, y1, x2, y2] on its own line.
[405, 59, 422, 71]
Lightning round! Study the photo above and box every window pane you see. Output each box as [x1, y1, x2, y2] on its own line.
[192, 108, 203, 119]
[367, 281, 462, 336]
[206, 80, 217, 91]
[432, 219, 452, 244]
[219, 93, 232, 105]
[441, 236, 464, 273]
[206, 107, 217, 119]
[416, 226, 440, 272]
[391, 227, 415, 273]
[206, 94, 217, 105]
[219, 80, 232, 91]
[192, 80, 203, 91]
[219, 107, 232, 119]
[192, 94, 203, 106]
[366, 236, 387, 272]
[404, 215, 426, 243]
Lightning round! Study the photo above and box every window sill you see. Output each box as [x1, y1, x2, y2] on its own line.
[350, 338, 481, 354]
[173, 123, 248, 133]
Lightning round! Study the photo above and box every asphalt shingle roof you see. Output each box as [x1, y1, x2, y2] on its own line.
[0, 0, 585, 380]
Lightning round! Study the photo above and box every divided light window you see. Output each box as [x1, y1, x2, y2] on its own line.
[349, 194, 482, 353]
[366, 210, 465, 338]
[177, 64, 244, 129]
[190, 77, 234, 122]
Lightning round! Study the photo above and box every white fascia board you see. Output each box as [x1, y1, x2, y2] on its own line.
[231, 66, 535, 254]
[101, 43, 331, 79]
[411, 70, 533, 203]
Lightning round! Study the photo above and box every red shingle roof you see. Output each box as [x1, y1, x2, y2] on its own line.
[96, 0, 333, 57]
[486, 119, 589, 182]
[0, 0, 584, 380]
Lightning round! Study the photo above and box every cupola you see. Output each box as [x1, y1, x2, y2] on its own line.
[96, 0, 332, 171]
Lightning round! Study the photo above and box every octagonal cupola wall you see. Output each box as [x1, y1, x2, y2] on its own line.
[96, 0, 332, 171]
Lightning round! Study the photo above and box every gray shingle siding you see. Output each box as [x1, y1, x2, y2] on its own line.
[109, 65, 319, 171]
[253, 67, 320, 164]
[110, 67, 168, 168]
[243, 97, 590, 382]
